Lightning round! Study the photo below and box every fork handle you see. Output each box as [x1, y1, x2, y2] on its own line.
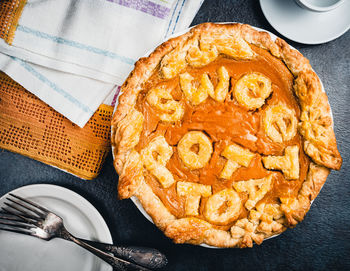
[61, 231, 151, 271]
[79, 239, 167, 269]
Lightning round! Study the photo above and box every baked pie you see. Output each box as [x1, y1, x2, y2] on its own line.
[111, 23, 342, 248]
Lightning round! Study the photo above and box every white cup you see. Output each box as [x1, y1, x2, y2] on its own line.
[294, 0, 346, 12]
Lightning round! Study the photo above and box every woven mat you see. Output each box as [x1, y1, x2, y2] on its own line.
[0, 0, 26, 44]
[0, 72, 113, 180]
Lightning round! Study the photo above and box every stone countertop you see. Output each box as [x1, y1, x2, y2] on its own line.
[0, 0, 349, 270]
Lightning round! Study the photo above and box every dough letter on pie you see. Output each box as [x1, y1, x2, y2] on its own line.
[141, 136, 175, 188]
[233, 174, 274, 210]
[262, 145, 300, 180]
[204, 189, 242, 225]
[177, 182, 212, 216]
[233, 73, 272, 110]
[146, 87, 184, 122]
[209, 66, 230, 103]
[220, 143, 255, 179]
[179, 72, 213, 105]
[178, 131, 213, 170]
[180, 66, 230, 105]
[263, 104, 297, 143]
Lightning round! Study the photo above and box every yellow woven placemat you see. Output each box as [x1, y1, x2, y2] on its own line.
[0, 72, 113, 180]
[0, 0, 26, 44]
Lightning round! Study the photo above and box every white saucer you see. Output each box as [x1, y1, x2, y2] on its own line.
[0, 184, 112, 271]
[260, 0, 350, 44]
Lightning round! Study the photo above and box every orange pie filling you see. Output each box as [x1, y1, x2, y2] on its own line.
[135, 46, 310, 230]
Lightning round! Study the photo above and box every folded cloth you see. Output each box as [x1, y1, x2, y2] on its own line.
[0, 0, 203, 127]
[0, 52, 116, 127]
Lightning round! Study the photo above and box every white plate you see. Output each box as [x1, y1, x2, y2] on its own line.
[260, 0, 350, 44]
[112, 23, 329, 248]
[0, 184, 112, 271]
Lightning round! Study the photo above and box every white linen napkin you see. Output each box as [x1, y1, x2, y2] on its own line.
[0, 0, 203, 127]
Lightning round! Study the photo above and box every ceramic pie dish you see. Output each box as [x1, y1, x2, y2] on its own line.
[111, 23, 342, 248]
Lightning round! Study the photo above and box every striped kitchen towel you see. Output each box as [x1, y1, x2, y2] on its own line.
[0, 0, 203, 127]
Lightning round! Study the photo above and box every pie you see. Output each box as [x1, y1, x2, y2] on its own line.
[111, 23, 342, 248]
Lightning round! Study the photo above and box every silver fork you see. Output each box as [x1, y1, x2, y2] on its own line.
[0, 193, 167, 271]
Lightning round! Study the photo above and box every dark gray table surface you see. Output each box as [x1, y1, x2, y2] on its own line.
[1, 0, 349, 270]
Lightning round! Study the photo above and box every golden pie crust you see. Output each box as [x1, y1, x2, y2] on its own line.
[111, 23, 342, 248]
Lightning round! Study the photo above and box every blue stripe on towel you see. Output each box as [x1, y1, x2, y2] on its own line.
[11, 56, 94, 114]
[165, 0, 180, 38]
[171, 0, 186, 34]
[16, 25, 135, 65]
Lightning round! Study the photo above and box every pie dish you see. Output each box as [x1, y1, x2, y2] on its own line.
[111, 23, 342, 248]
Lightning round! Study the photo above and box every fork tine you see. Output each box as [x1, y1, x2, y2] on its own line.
[0, 212, 23, 221]
[0, 225, 34, 237]
[3, 202, 38, 220]
[6, 197, 45, 218]
[9, 193, 49, 214]
[0, 218, 33, 230]
[1, 207, 38, 226]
